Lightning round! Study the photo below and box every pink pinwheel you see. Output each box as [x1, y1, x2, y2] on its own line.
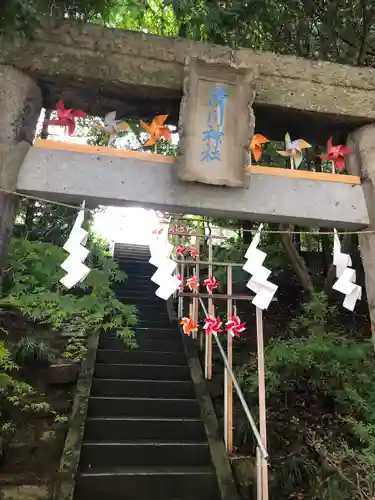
[204, 315, 223, 335]
[176, 244, 187, 256]
[225, 316, 246, 338]
[152, 228, 163, 237]
[177, 274, 184, 289]
[203, 275, 220, 294]
[187, 275, 200, 291]
[189, 247, 199, 259]
[320, 137, 352, 172]
[44, 100, 86, 136]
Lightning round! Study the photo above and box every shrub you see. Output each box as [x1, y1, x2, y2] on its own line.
[237, 293, 375, 500]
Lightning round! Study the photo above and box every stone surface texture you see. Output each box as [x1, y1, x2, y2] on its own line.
[177, 58, 255, 187]
[0, 65, 42, 269]
[347, 124, 375, 347]
[53, 331, 99, 500]
[17, 146, 369, 229]
[1, 20, 375, 140]
[1, 485, 49, 500]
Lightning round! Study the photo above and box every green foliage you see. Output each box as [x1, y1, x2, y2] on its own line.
[13, 199, 94, 247]
[0, 340, 53, 439]
[237, 293, 375, 499]
[12, 337, 51, 367]
[0, 0, 120, 37]
[167, 0, 375, 66]
[63, 336, 87, 361]
[1, 238, 136, 342]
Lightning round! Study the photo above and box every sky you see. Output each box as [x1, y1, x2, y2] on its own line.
[93, 206, 160, 246]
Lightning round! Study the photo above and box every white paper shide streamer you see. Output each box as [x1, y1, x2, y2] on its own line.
[60, 202, 90, 289]
[149, 236, 179, 300]
[332, 229, 361, 311]
[242, 223, 278, 310]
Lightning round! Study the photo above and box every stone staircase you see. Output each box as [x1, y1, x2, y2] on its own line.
[73, 243, 221, 500]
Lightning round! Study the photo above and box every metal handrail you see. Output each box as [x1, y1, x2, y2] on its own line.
[198, 297, 269, 460]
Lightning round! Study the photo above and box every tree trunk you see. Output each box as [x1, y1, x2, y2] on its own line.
[280, 224, 314, 296]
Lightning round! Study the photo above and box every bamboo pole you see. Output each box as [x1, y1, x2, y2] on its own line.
[205, 233, 213, 379]
[193, 236, 200, 340]
[256, 446, 262, 500]
[256, 307, 269, 500]
[225, 265, 233, 453]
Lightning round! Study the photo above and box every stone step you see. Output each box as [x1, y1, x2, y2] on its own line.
[128, 327, 181, 340]
[135, 319, 173, 328]
[87, 396, 200, 418]
[91, 379, 195, 399]
[84, 417, 206, 442]
[116, 287, 162, 302]
[79, 441, 210, 469]
[96, 350, 186, 366]
[74, 466, 219, 500]
[116, 263, 154, 273]
[94, 363, 190, 381]
[99, 336, 182, 352]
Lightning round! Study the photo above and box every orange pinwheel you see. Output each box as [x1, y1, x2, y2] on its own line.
[180, 316, 198, 336]
[250, 134, 269, 161]
[140, 114, 172, 147]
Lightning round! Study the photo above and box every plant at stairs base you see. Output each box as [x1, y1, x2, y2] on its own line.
[1, 238, 137, 344]
[0, 340, 55, 445]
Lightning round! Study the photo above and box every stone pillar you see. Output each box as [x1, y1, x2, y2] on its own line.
[347, 124, 375, 348]
[0, 65, 42, 272]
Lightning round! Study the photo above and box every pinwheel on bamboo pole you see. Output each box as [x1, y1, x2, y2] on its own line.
[277, 133, 311, 169]
[44, 100, 86, 136]
[320, 137, 352, 173]
[249, 134, 270, 164]
[140, 114, 172, 147]
[95, 111, 131, 146]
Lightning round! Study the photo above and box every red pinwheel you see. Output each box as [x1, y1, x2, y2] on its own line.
[203, 315, 223, 335]
[176, 244, 187, 256]
[186, 275, 199, 291]
[189, 247, 199, 259]
[203, 275, 220, 294]
[177, 274, 184, 289]
[320, 137, 352, 172]
[225, 316, 246, 338]
[44, 100, 86, 136]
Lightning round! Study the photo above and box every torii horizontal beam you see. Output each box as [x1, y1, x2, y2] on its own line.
[2, 20, 375, 141]
[16, 141, 369, 229]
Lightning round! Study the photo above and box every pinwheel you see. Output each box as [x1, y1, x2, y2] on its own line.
[187, 275, 200, 291]
[140, 114, 172, 147]
[189, 247, 199, 259]
[95, 111, 131, 146]
[180, 316, 198, 336]
[152, 228, 163, 237]
[203, 275, 220, 294]
[249, 134, 269, 162]
[44, 100, 86, 136]
[177, 274, 184, 289]
[225, 316, 246, 338]
[320, 137, 352, 173]
[203, 315, 223, 335]
[277, 132, 311, 169]
[176, 244, 187, 256]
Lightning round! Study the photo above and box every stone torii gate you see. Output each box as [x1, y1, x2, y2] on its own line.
[1, 19, 375, 344]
